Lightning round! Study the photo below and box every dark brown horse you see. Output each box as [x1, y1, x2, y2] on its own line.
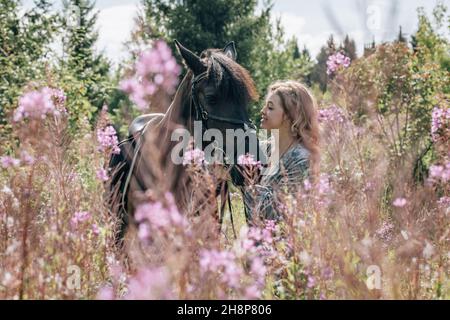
[108, 41, 262, 245]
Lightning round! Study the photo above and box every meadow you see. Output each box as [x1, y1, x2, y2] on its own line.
[0, 1, 448, 300]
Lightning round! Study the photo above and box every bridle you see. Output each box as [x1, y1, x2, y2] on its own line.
[190, 71, 256, 131]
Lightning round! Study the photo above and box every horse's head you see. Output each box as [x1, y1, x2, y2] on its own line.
[175, 40, 265, 186]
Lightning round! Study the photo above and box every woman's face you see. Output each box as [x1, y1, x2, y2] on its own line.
[260, 92, 288, 130]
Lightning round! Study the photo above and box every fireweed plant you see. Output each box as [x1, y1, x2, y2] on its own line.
[0, 35, 448, 299]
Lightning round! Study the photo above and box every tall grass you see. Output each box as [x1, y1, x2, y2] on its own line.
[0, 41, 448, 300]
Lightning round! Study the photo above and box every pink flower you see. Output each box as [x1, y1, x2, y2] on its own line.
[362, 181, 375, 193]
[264, 220, 276, 233]
[134, 192, 188, 240]
[429, 165, 444, 178]
[248, 226, 273, 246]
[67, 171, 79, 182]
[321, 266, 334, 280]
[123, 267, 174, 300]
[318, 175, 332, 195]
[97, 125, 120, 154]
[137, 223, 151, 240]
[20, 150, 35, 166]
[307, 275, 316, 288]
[14, 87, 63, 122]
[376, 221, 395, 244]
[199, 249, 243, 288]
[96, 168, 109, 182]
[437, 196, 450, 208]
[97, 286, 114, 300]
[182, 148, 206, 166]
[393, 197, 407, 208]
[303, 178, 312, 191]
[92, 224, 100, 236]
[119, 78, 139, 94]
[237, 153, 261, 167]
[235, 225, 276, 263]
[250, 256, 266, 280]
[428, 162, 450, 184]
[431, 105, 449, 142]
[326, 52, 351, 75]
[0, 156, 20, 168]
[71, 211, 92, 228]
[222, 260, 243, 288]
[199, 249, 234, 271]
[50, 88, 67, 108]
[244, 285, 261, 300]
[120, 40, 181, 112]
[318, 104, 345, 123]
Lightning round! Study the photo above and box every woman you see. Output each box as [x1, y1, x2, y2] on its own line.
[242, 80, 320, 222]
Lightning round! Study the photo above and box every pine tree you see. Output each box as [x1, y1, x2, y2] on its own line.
[299, 45, 313, 86]
[410, 5, 449, 70]
[326, 34, 336, 53]
[0, 0, 58, 144]
[310, 34, 337, 92]
[342, 34, 357, 60]
[410, 34, 418, 53]
[133, 0, 273, 71]
[397, 26, 407, 43]
[310, 46, 329, 92]
[61, 0, 111, 114]
[301, 46, 311, 61]
[363, 37, 376, 57]
[292, 37, 301, 60]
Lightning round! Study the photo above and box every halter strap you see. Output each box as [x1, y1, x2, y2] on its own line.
[190, 72, 256, 130]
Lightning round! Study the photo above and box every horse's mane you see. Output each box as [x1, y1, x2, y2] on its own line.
[160, 71, 193, 131]
[203, 50, 259, 110]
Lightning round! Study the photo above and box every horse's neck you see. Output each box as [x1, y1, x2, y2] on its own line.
[160, 72, 193, 133]
[138, 95, 191, 184]
[158, 98, 194, 138]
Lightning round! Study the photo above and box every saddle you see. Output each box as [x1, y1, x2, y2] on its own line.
[128, 113, 165, 138]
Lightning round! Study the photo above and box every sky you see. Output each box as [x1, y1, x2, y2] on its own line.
[20, 0, 449, 66]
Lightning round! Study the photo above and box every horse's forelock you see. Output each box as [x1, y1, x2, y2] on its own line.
[207, 51, 259, 107]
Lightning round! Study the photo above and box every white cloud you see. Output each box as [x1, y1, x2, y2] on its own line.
[299, 32, 329, 57]
[272, 12, 325, 57]
[347, 29, 365, 55]
[282, 29, 366, 61]
[272, 9, 368, 60]
[273, 11, 307, 39]
[96, 4, 138, 65]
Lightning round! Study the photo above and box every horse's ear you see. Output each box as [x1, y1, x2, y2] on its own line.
[174, 40, 205, 75]
[223, 41, 237, 60]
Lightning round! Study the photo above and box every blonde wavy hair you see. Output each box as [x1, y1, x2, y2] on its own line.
[267, 80, 320, 179]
